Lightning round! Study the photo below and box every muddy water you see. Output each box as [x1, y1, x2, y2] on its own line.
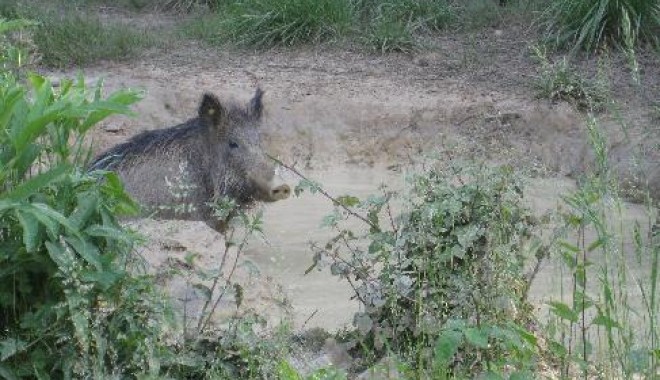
[245, 166, 655, 332]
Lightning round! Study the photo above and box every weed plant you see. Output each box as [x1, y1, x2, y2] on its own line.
[287, 158, 547, 378]
[542, 114, 659, 378]
[532, 46, 611, 112]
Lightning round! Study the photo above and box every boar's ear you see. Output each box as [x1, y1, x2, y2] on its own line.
[199, 93, 227, 129]
[248, 87, 264, 120]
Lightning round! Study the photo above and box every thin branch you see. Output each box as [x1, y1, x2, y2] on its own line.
[269, 155, 380, 231]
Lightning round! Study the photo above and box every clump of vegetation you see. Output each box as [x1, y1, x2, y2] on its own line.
[0, 20, 298, 379]
[358, 0, 452, 53]
[0, 1, 159, 68]
[215, 0, 356, 47]
[533, 46, 610, 111]
[541, 115, 659, 378]
[292, 160, 547, 377]
[542, 0, 660, 52]
[0, 18, 170, 377]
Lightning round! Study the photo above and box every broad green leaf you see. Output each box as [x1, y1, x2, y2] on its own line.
[434, 330, 462, 365]
[45, 241, 72, 271]
[28, 202, 78, 236]
[64, 235, 102, 270]
[68, 191, 99, 229]
[0, 337, 27, 361]
[558, 240, 580, 253]
[0, 86, 24, 132]
[587, 237, 604, 252]
[16, 209, 40, 252]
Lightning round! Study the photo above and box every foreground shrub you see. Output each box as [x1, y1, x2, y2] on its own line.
[296, 161, 547, 377]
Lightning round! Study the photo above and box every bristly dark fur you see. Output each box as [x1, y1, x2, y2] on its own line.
[88, 91, 262, 172]
[88, 121, 202, 171]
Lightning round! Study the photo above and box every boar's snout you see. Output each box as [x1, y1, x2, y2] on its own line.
[268, 182, 291, 201]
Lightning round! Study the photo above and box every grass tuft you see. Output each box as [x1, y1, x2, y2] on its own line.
[218, 0, 356, 47]
[543, 0, 660, 52]
[0, 2, 159, 68]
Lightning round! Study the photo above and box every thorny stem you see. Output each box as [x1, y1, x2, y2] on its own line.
[268, 155, 380, 231]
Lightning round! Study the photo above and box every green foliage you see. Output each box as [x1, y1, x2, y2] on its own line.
[303, 162, 546, 376]
[215, 0, 356, 47]
[357, 0, 451, 54]
[532, 46, 610, 111]
[542, 0, 660, 52]
[159, 0, 223, 12]
[0, 19, 188, 377]
[362, 19, 418, 54]
[538, 115, 659, 378]
[0, 2, 159, 68]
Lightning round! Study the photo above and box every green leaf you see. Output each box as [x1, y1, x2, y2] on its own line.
[84, 224, 134, 245]
[45, 241, 73, 270]
[434, 330, 462, 365]
[548, 301, 578, 322]
[463, 327, 489, 348]
[0, 86, 25, 132]
[1, 165, 68, 202]
[68, 191, 99, 229]
[80, 269, 122, 290]
[276, 360, 302, 380]
[64, 235, 102, 270]
[28, 202, 79, 236]
[0, 338, 27, 361]
[16, 209, 40, 252]
[587, 237, 604, 252]
[335, 195, 360, 207]
[591, 314, 620, 329]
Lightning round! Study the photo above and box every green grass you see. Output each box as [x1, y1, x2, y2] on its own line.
[357, 0, 452, 53]
[0, 1, 161, 68]
[532, 46, 611, 111]
[215, 0, 356, 47]
[543, 0, 660, 52]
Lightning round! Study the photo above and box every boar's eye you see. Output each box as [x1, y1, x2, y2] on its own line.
[228, 141, 239, 149]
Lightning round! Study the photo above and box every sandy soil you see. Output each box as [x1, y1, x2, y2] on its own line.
[44, 24, 659, 333]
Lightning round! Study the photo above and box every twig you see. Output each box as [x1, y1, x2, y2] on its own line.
[268, 155, 379, 231]
[196, 227, 236, 333]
